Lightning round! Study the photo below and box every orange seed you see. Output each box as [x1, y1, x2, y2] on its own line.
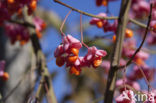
[36, 29, 42, 39]
[93, 58, 102, 68]
[41, 22, 46, 30]
[17, 8, 23, 17]
[135, 58, 144, 66]
[68, 56, 78, 63]
[2, 72, 9, 81]
[7, 0, 14, 4]
[70, 66, 80, 76]
[153, 24, 156, 32]
[102, 0, 108, 6]
[125, 29, 133, 38]
[20, 40, 26, 46]
[112, 35, 116, 42]
[96, 21, 103, 28]
[71, 48, 79, 56]
[30, 0, 37, 11]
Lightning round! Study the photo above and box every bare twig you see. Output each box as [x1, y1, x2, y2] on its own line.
[123, 66, 127, 91]
[129, 19, 147, 29]
[30, 35, 57, 103]
[44, 83, 53, 103]
[9, 20, 35, 28]
[22, 8, 57, 103]
[53, 0, 153, 31]
[53, 0, 118, 20]
[8, 1, 152, 32]
[60, 10, 72, 36]
[80, 14, 89, 48]
[9, 1, 152, 33]
[134, 63, 152, 92]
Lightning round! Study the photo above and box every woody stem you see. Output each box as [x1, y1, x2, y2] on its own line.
[104, 0, 131, 103]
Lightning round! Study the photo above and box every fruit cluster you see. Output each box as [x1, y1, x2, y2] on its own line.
[4, 17, 46, 45]
[90, 13, 134, 42]
[90, 13, 117, 33]
[122, 39, 149, 66]
[130, 0, 156, 45]
[147, 0, 156, 45]
[0, 0, 46, 46]
[0, 0, 38, 24]
[54, 35, 107, 75]
[131, 0, 150, 19]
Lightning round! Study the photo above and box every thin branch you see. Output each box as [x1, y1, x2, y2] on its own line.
[9, 1, 152, 33]
[60, 10, 72, 36]
[44, 83, 53, 103]
[123, 66, 127, 91]
[129, 18, 153, 31]
[141, 48, 156, 54]
[22, 8, 57, 103]
[53, 0, 153, 31]
[31, 35, 57, 103]
[80, 14, 89, 48]
[9, 1, 153, 33]
[9, 20, 35, 28]
[53, 0, 118, 20]
[135, 63, 152, 92]
[119, 4, 153, 69]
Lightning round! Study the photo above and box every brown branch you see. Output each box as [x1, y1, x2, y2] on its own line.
[9, 20, 35, 28]
[19, 8, 57, 103]
[129, 19, 147, 29]
[44, 83, 53, 103]
[30, 33, 57, 103]
[104, 0, 132, 103]
[119, 4, 153, 69]
[8, 1, 152, 32]
[136, 63, 152, 91]
[53, 0, 153, 31]
[7, 17, 57, 102]
[53, 0, 118, 20]
[141, 48, 156, 54]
